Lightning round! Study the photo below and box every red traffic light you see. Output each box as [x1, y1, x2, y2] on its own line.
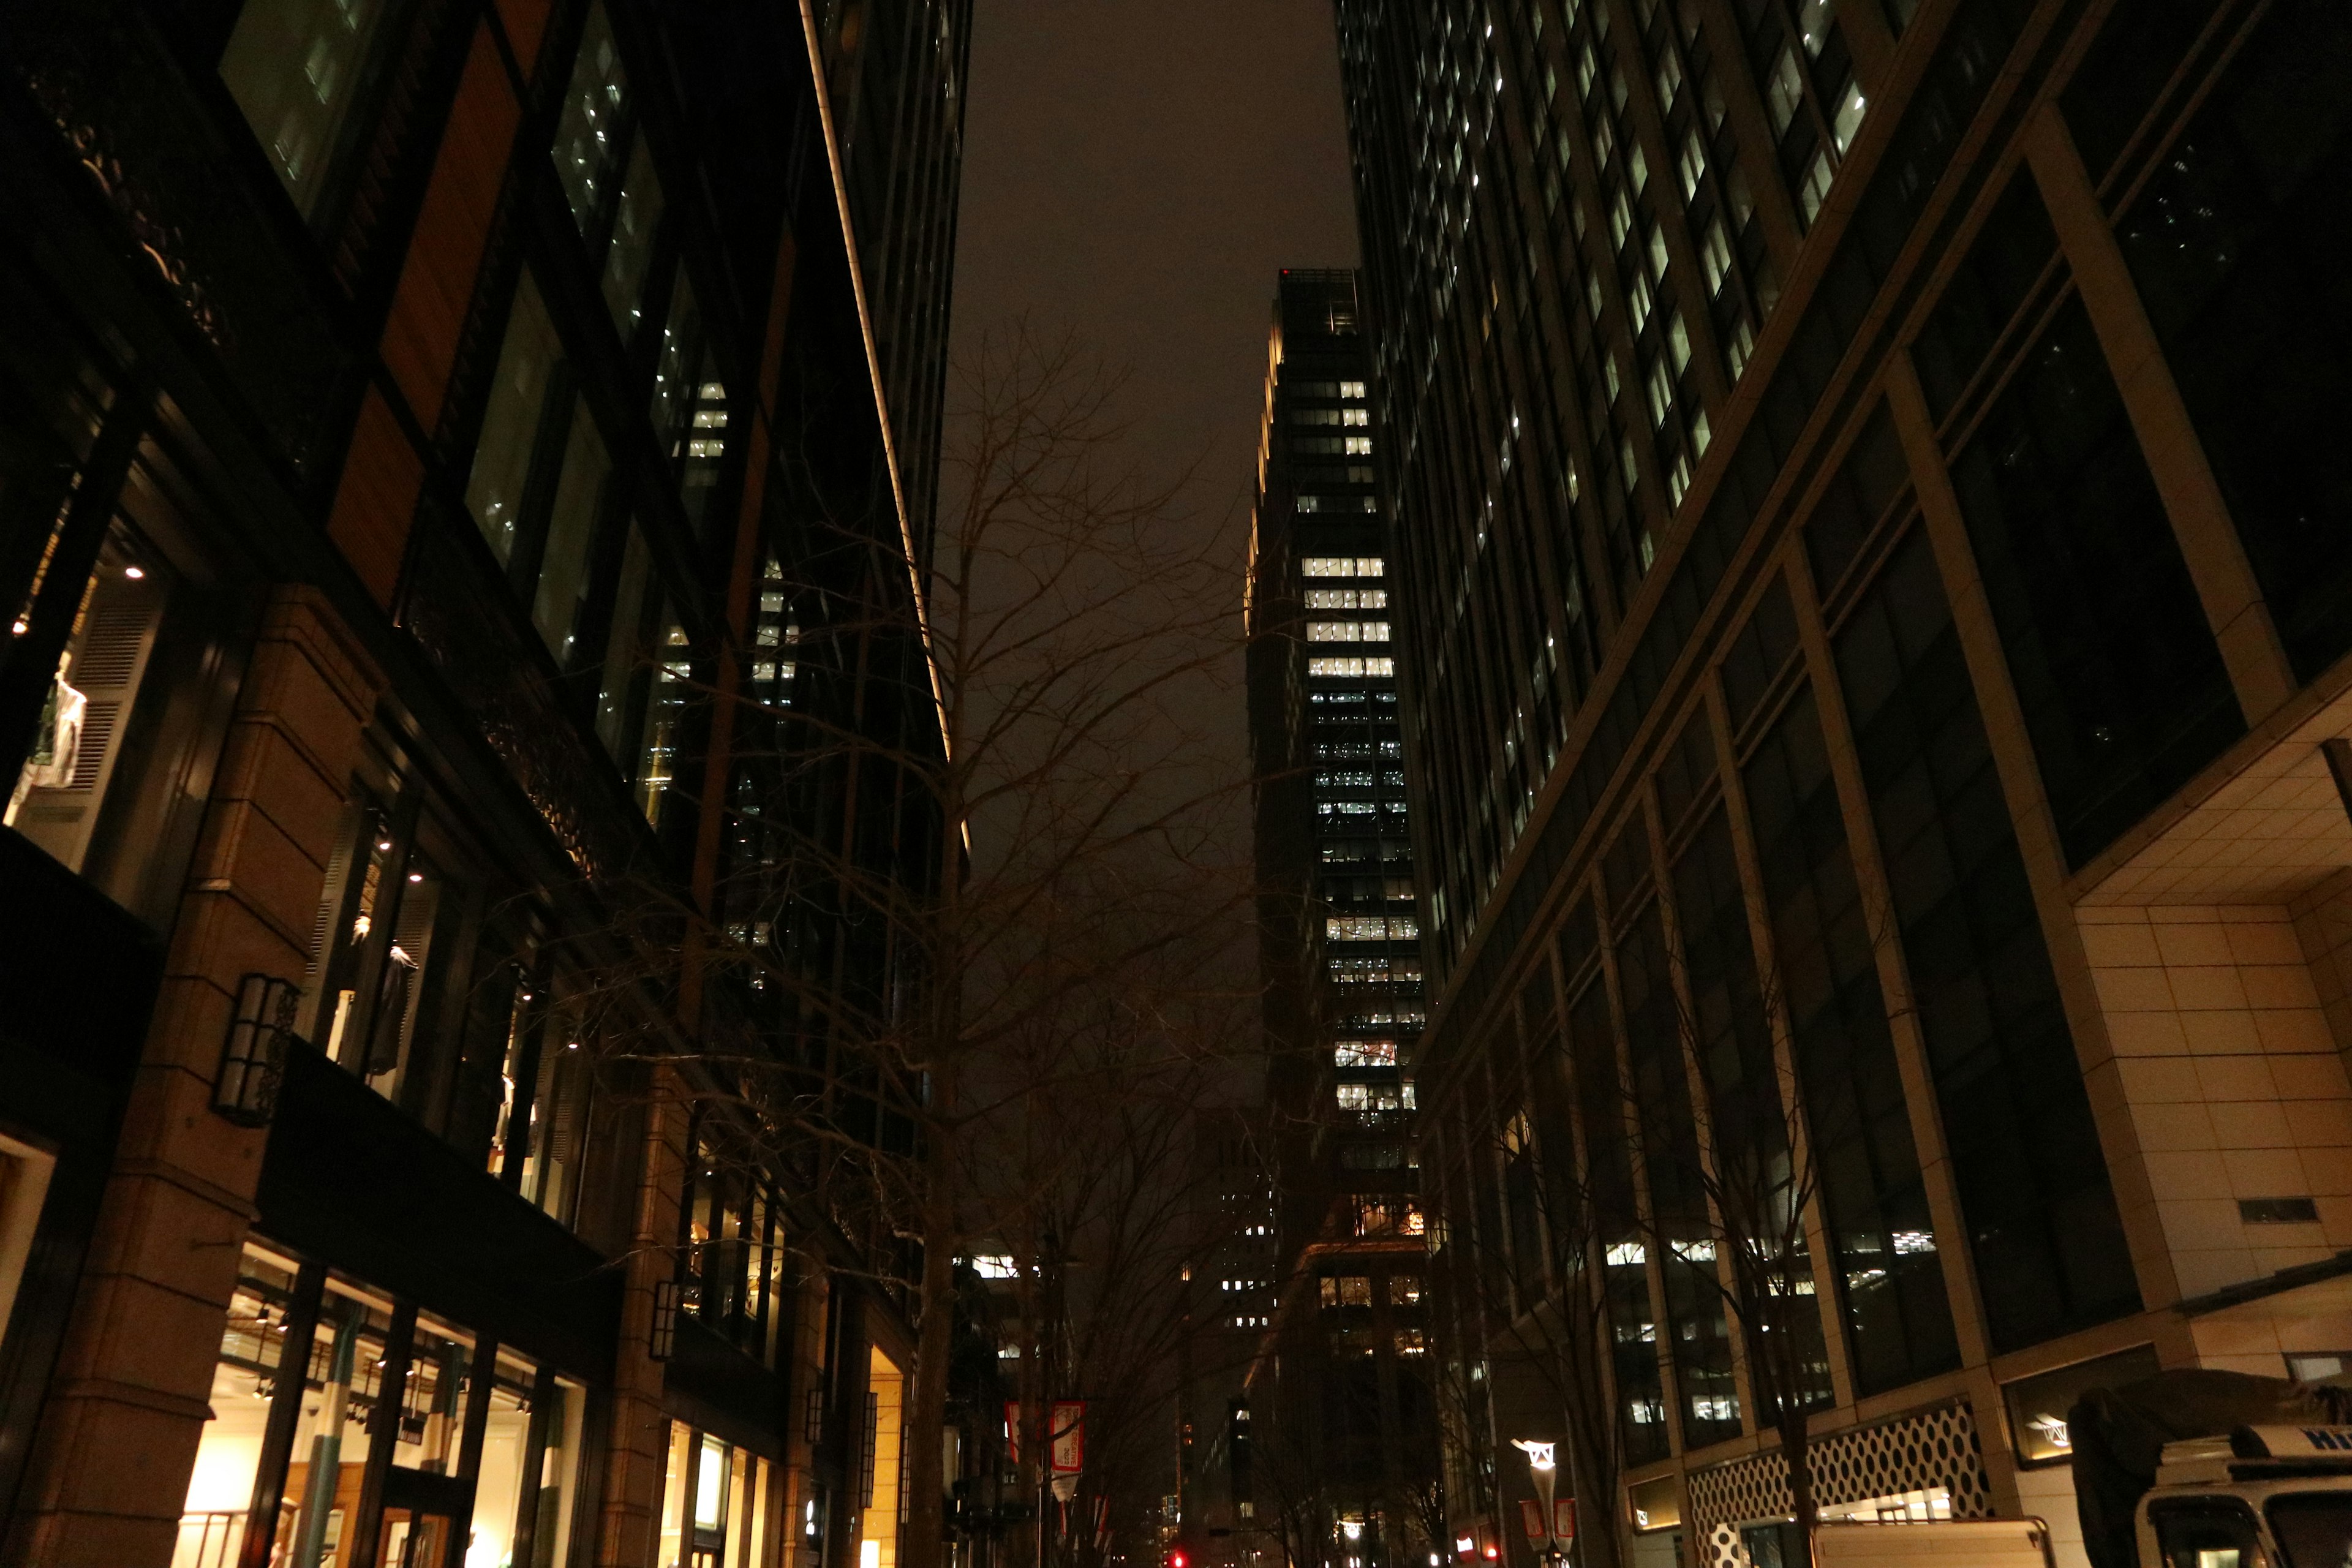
[1170, 1553, 1188, 1568]
[1482, 1550, 1499, 1561]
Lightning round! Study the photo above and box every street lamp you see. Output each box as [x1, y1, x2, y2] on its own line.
[1510, 1441, 1567, 1567]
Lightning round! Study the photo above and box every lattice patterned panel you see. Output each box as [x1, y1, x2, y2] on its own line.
[1687, 1403, 1993, 1567]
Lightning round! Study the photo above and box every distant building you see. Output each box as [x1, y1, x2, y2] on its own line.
[1241, 269, 1441, 1568]
[1332, 0, 2352, 1565]
[0, 1, 972, 1564]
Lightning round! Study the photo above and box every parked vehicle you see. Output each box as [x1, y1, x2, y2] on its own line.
[1811, 1517, 2056, 1566]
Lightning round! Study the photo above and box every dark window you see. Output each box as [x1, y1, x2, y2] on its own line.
[1721, 571, 1800, 733]
[1947, 298, 2243, 868]
[1558, 894, 1602, 987]
[1604, 815, 1656, 913]
[2114, 0, 2352, 684]
[1654, 707, 1719, 835]
[1672, 807, 1834, 1417]
[1742, 685, 1958, 1393]
[1618, 903, 1741, 1448]
[1835, 528, 2139, 1351]
[1569, 978, 1670, 1466]
[1910, 170, 2057, 423]
[2059, 0, 2228, 187]
[1803, 399, 1911, 598]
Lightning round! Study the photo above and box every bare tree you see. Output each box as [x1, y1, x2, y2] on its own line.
[555, 320, 1262, 1568]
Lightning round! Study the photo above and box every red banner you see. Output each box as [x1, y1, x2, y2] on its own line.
[1051, 1399, 1086, 1474]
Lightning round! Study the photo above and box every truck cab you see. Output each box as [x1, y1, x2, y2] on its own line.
[2135, 1426, 2352, 1567]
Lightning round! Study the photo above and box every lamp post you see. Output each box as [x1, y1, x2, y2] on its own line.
[1510, 1441, 1564, 1568]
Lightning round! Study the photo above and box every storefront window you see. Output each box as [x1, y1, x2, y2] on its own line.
[179, 1246, 590, 1568]
[656, 1422, 778, 1568]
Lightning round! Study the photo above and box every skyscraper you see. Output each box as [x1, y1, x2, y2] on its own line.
[0, 0, 970, 1562]
[1243, 270, 1440, 1568]
[1333, 0, 2352, 1564]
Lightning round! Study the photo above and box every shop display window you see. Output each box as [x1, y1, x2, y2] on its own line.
[178, 1245, 589, 1568]
[6, 435, 249, 927]
[655, 1421, 779, 1568]
[0, 1129, 56, 1362]
[677, 1139, 785, 1365]
[302, 790, 466, 1107]
[518, 988, 595, 1226]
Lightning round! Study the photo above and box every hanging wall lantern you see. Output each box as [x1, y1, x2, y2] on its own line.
[214, 973, 299, 1127]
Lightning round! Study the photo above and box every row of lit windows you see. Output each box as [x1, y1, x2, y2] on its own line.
[1305, 556, 1385, 577]
[1306, 620, 1392, 643]
[1328, 915, 1419, 942]
[1320, 1274, 1423, 1307]
[1306, 587, 1387, 609]
[1309, 657, 1397, 677]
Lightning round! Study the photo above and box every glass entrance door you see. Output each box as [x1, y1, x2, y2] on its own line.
[377, 1468, 470, 1568]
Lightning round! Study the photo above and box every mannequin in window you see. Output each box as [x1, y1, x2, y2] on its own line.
[4, 656, 86, 827]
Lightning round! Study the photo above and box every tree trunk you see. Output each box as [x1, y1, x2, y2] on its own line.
[900, 1133, 961, 1568]
[1780, 1412, 1815, 1568]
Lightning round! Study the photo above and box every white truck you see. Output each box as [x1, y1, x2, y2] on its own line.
[2127, 1424, 2352, 1567]
[1804, 1425, 2352, 1567]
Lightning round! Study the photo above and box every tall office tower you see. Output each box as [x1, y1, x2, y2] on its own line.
[1332, 1, 2352, 1564]
[0, 0, 970, 1564]
[1243, 270, 1439, 1568]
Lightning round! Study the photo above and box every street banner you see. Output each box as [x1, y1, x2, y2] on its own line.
[1092, 1494, 1111, 1549]
[1005, 1401, 1022, 1464]
[1520, 1500, 1577, 1544]
[1051, 1398, 1086, 1474]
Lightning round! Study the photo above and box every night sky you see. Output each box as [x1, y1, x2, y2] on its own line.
[950, 0, 1362, 893]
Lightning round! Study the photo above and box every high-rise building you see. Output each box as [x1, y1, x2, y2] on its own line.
[1242, 269, 1441, 1568]
[0, 0, 968, 1563]
[1333, 0, 2352, 1564]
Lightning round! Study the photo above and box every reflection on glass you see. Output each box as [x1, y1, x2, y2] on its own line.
[467, 276, 564, 567]
[519, 1000, 591, 1226]
[649, 272, 702, 451]
[530, 404, 611, 665]
[635, 612, 688, 827]
[221, 0, 389, 214]
[553, 3, 630, 232]
[679, 379, 728, 533]
[392, 1316, 472, 1474]
[595, 526, 654, 761]
[602, 143, 664, 336]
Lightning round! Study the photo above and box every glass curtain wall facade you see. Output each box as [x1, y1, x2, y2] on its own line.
[1336, 0, 2352, 1562]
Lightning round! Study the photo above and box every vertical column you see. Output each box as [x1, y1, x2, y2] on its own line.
[15, 587, 382, 1567]
[602, 1069, 693, 1567]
